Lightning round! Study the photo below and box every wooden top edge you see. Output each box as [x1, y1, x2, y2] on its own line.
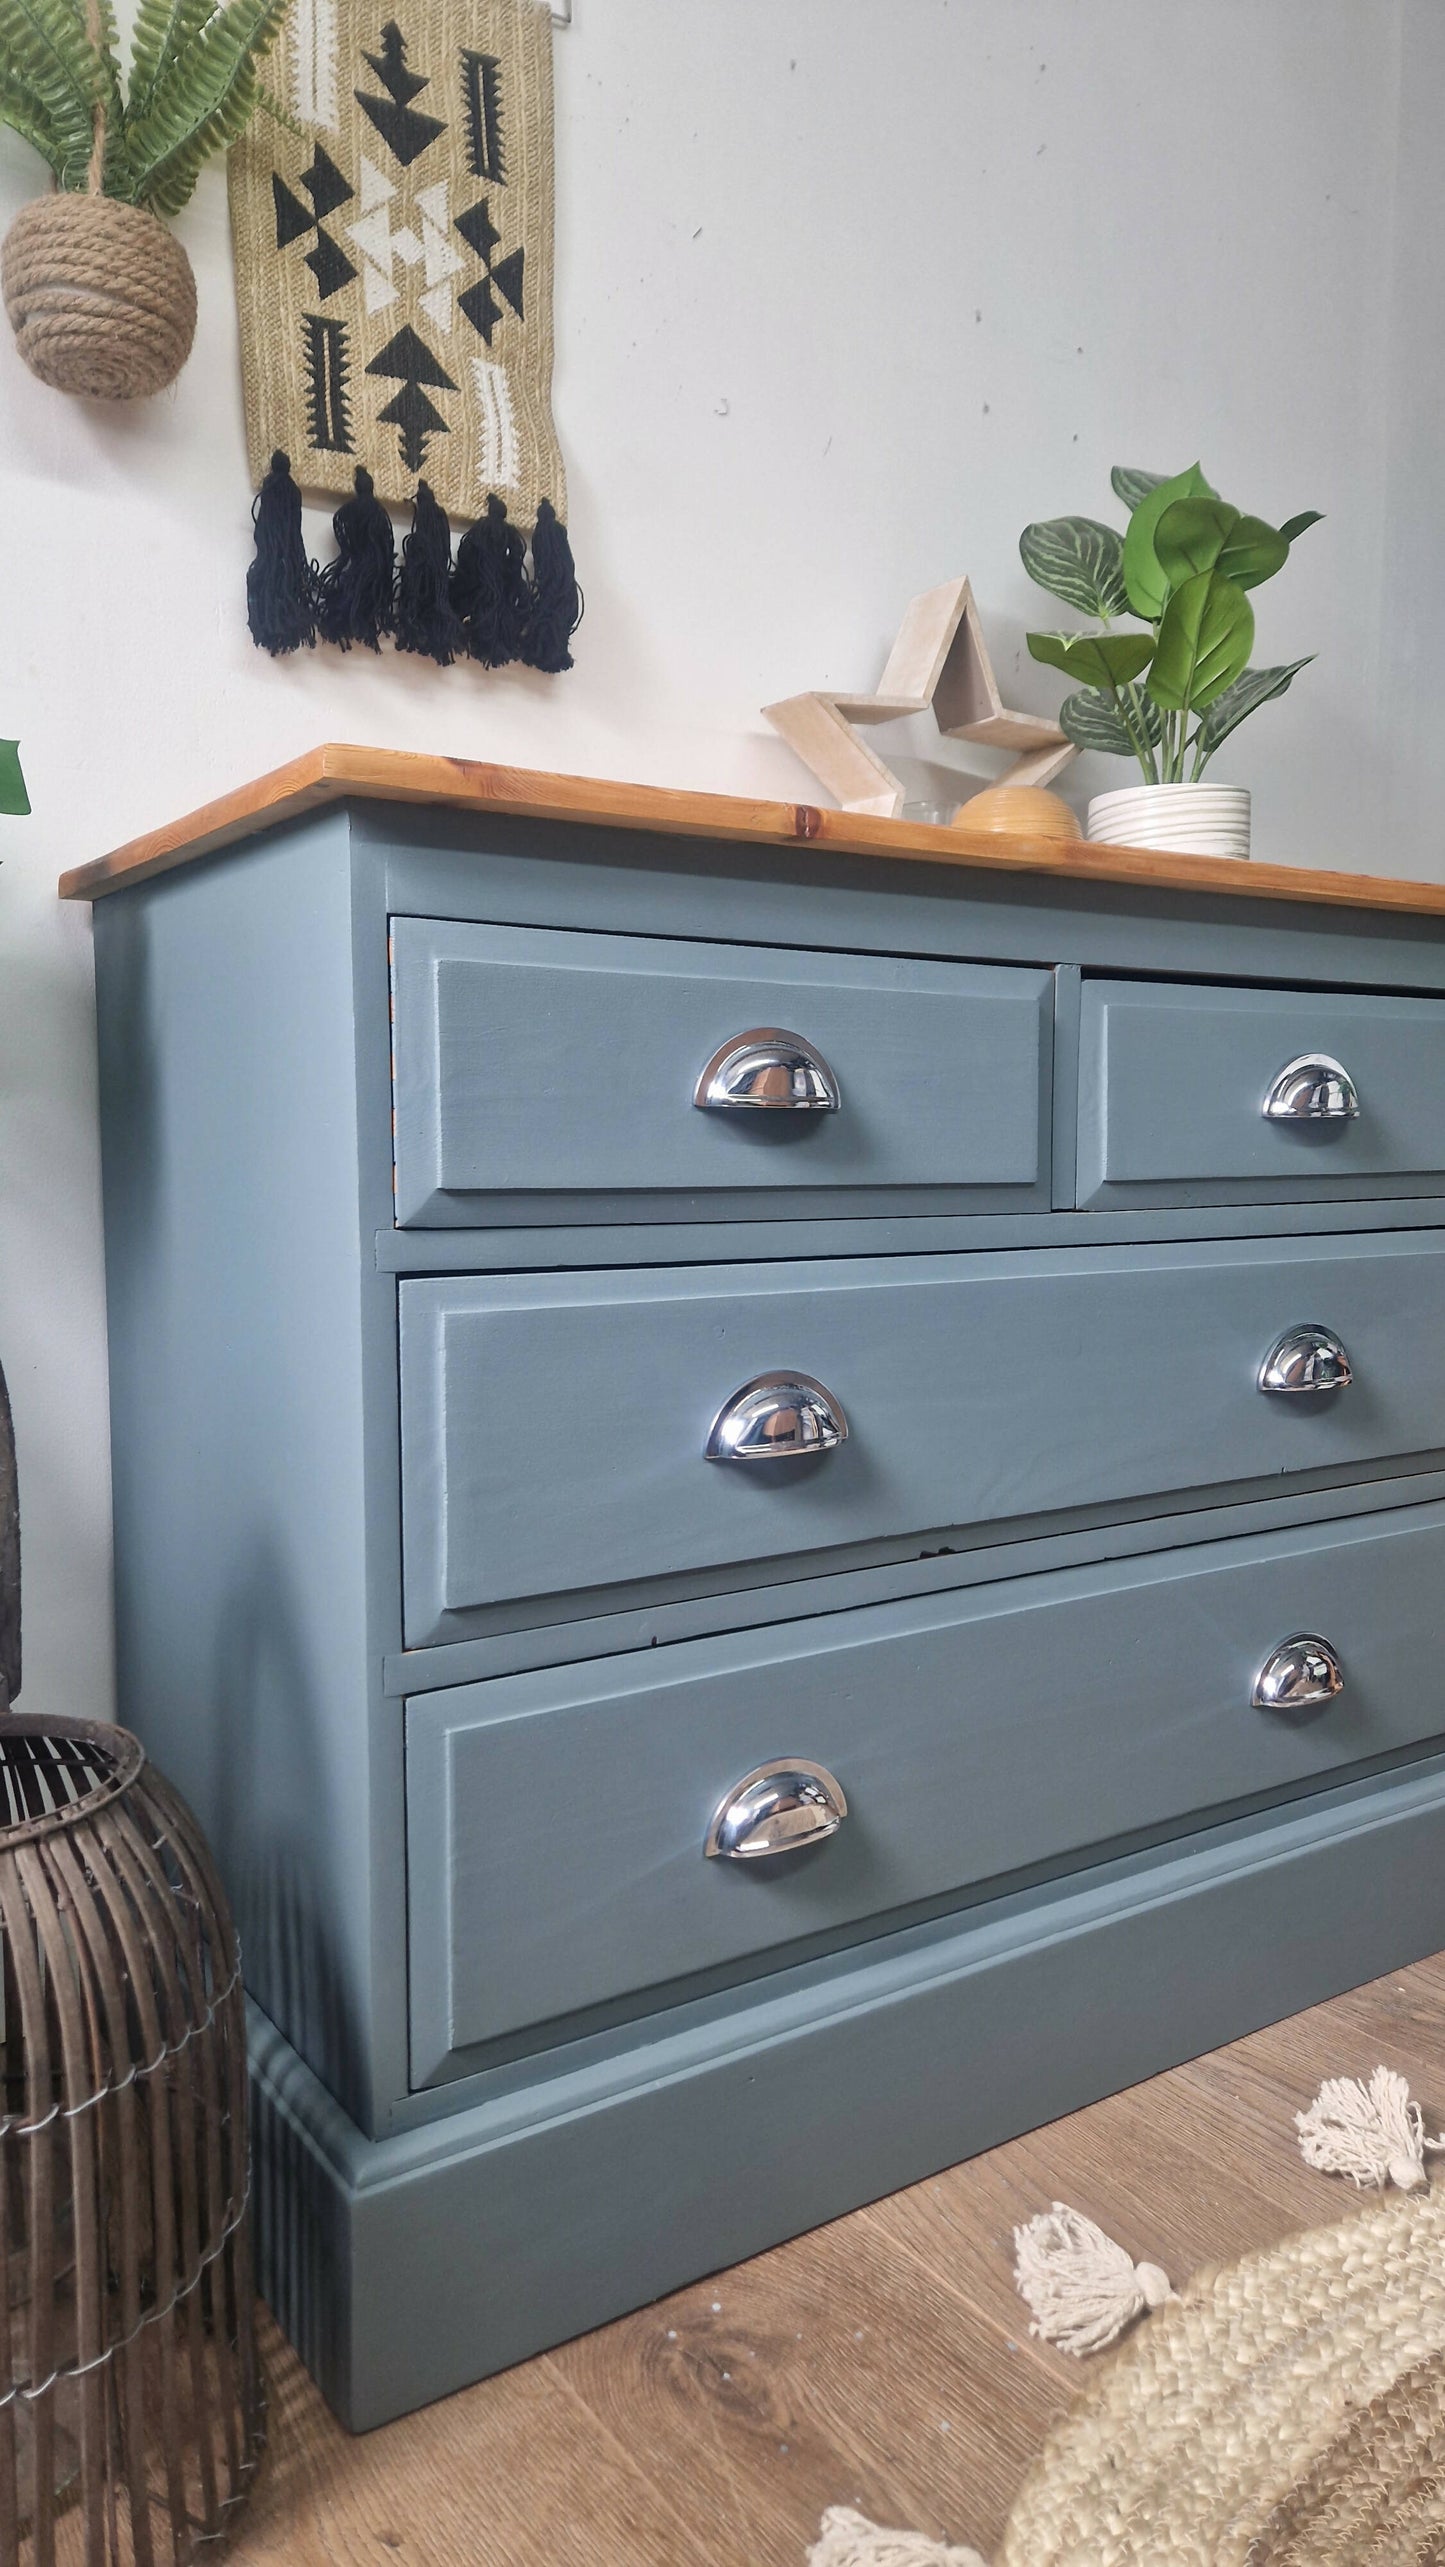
[57, 743, 1445, 920]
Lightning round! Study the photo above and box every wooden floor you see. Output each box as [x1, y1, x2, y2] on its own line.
[229, 1954, 1445, 2566]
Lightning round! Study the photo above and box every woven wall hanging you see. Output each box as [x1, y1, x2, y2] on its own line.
[228, 0, 565, 527]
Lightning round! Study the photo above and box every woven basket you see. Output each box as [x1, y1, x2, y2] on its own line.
[0, 1713, 260, 2563]
[1, 194, 197, 400]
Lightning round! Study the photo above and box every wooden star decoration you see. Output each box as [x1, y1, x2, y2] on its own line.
[764, 577, 1075, 817]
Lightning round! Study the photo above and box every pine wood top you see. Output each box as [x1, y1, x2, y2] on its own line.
[57, 741, 1445, 917]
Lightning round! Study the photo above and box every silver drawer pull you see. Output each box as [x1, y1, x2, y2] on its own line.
[705, 1372, 848, 1463]
[705, 1759, 848, 1860]
[1258, 1325, 1353, 1394]
[1252, 1633, 1345, 1715]
[1262, 1054, 1359, 1122]
[694, 1027, 841, 1113]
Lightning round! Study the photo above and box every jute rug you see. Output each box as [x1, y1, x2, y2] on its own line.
[815, 2190, 1445, 2564]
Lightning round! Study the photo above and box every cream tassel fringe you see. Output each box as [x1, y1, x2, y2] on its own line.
[807, 2071, 1445, 2561]
[1296, 2065, 1445, 2191]
[807, 2507, 986, 2566]
[1011, 2201, 1172, 2356]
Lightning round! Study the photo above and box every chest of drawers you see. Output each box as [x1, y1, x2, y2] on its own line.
[68, 750, 1445, 2429]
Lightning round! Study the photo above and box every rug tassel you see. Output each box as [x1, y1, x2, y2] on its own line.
[1013, 2202, 1172, 2357]
[521, 496, 582, 672]
[316, 466, 395, 652]
[246, 452, 318, 655]
[807, 2507, 987, 2566]
[1296, 2066, 1445, 2191]
[395, 480, 464, 665]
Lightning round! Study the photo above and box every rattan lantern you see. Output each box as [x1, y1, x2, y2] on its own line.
[0, 1713, 261, 2563]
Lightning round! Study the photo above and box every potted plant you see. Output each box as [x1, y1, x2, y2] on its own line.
[0, 0, 287, 400]
[1020, 464, 1321, 858]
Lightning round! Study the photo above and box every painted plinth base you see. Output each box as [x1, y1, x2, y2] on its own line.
[250, 1751, 1445, 2431]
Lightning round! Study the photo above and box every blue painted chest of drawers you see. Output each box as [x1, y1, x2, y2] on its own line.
[73, 753, 1445, 2428]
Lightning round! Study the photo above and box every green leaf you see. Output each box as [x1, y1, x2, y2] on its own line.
[1110, 466, 1166, 511]
[253, 77, 306, 140]
[1217, 513, 1289, 590]
[0, 63, 71, 176]
[1146, 571, 1254, 714]
[1154, 497, 1241, 587]
[0, 0, 103, 191]
[1122, 463, 1215, 620]
[0, 742, 30, 818]
[1195, 658, 1313, 759]
[1027, 629, 1154, 688]
[123, 0, 287, 211]
[1279, 509, 1324, 545]
[1019, 516, 1128, 618]
[127, 0, 214, 124]
[1058, 688, 1162, 755]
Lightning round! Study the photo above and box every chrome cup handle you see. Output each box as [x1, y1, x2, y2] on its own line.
[1262, 1054, 1359, 1122]
[705, 1760, 848, 1860]
[694, 1028, 841, 1113]
[704, 1373, 849, 1462]
[1252, 1633, 1344, 1715]
[1257, 1325, 1353, 1394]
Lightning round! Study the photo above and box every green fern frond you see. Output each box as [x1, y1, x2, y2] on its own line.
[121, 0, 286, 211]
[0, 0, 103, 189]
[0, 64, 70, 179]
[1, 0, 103, 110]
[0, 0, 282, 209]
[126, 0, 215, 124]
[255, 78, 305, 141]
[137, 55, 259, 211]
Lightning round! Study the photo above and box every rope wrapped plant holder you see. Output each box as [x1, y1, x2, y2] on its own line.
[1, 193, 196, 401]
[0, 1713, 261, 2562]
[0, 0, 197, 402]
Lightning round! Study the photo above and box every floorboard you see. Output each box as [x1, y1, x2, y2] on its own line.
[142, 1959, 1445, 2560]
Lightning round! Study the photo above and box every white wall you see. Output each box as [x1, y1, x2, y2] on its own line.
[0, 0, 1433, 1721]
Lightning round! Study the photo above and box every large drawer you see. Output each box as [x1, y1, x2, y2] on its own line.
[1076, 978, 1445, 1207]
[398, 1232, 1445, 1641]
[389, 917, 1052, 1222]
[405, 1498, 1445, 2082]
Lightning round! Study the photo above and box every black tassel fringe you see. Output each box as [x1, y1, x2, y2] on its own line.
[316, 468, 396, 651]
[247, 467, 581, 675]
[452, 494, 531, 668]
[246, 453, 317, 655]
[521, 497, 583, 673]
[395, 481, 464, 665]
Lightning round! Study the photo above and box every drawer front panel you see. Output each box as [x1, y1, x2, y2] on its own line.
[406, 1500, 1445, 2080]
[398, 1233, 1445, 1641]
[390, 917, 1052, 1222]
[1077, 979, 1445, 1207]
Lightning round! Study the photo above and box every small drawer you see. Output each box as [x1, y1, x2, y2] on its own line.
[389, 917, 1052, 1223]
[398, 1231, 1445, 1642]
[405, 1497, 1445, 2083]
[1076, 978, 1445, 1207]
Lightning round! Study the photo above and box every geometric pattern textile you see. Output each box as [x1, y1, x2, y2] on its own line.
[228, 0, 564, 525]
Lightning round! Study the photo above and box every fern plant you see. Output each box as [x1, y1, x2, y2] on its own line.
[0, 0, 289, 215]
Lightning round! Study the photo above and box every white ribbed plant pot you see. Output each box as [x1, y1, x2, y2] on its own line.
[1087, 782, 1251, 860]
